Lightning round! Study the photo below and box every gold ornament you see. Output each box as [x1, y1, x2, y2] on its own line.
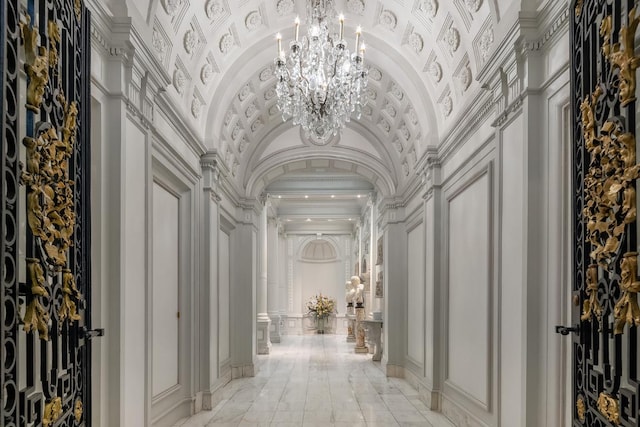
[597, 392, 620, 424]
[43, 397, 62, 427]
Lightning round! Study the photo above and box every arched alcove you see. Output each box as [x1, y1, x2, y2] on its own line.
[301, 238, 338, 262]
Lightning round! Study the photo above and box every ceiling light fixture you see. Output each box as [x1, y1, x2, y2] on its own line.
[274, 0, 369, 144]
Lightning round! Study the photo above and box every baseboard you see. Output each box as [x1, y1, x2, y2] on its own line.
[231, 363, 256, 379]
[202, 371, 232, 410]
[382, 361, 404, 378]
[403, 368, 441, 411]
[441, 394, 489, 427]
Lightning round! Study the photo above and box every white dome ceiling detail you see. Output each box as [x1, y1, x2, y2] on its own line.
[118, 0, 508, 195]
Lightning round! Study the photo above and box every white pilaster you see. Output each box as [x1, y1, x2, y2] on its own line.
[232, 206, 258, 376]
[199, 152, 228, 409]
[267, 215, 281, 343]
[381, 207, 407, 377]
[256, 199, 271, 354]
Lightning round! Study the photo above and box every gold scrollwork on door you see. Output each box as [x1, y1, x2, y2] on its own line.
[581, 87, 640, 268]
[42, 397, 62, 427]
[615, 252, 640, 334]
[23, 258, 50, 340]
[581, 264, 602, 322]
[601, 8, 640, 107]
[74, 0, 82, 21]
[576, 395, 586, 422]
[18, 12, 84, 341]
[597, 392, 621, 424]
[47, 20, 60, 83]
[74, 399, 83, 423]
[59, 269, 82, 324]
[575, 0, 584, 18]
[20, 16, 49, 113]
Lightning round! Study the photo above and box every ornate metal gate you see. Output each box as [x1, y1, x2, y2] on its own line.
[572, 0, 640, 425]
[1, 0, 92, 425]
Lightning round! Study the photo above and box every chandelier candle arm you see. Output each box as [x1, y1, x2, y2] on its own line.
[355, 26, 361, 52]
[339, 14, 344, 39]
[295, 17, 300, 42]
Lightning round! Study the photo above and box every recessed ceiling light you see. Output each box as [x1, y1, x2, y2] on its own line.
[306, 218, 311, 222]
[331, 195, 335, 198]
[286, 219, 292, 222]
[349, 218, 352, 221]
[357, 195, 361, 198]
[328, 219, 333, 222]
[278, 195, 282, 199]
[305, 195, 309, 199]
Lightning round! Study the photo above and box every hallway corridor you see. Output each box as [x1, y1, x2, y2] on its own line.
[174, 335, 454, 427]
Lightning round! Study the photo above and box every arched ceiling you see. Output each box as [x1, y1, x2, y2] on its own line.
[104, 0, 531, 225]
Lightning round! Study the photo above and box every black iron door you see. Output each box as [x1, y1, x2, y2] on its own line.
[572, 0, 640, 425]
[1, 0, 92, 426]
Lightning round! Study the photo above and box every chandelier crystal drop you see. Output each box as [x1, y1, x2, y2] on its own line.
[274, 0, 369, 143]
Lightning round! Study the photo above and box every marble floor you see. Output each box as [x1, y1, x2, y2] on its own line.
[174, 335, 455, 427]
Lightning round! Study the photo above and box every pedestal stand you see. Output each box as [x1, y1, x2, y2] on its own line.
[346, 303, 356, 342]
[362, 320, 383, 361]
[354, 303, 368, 354]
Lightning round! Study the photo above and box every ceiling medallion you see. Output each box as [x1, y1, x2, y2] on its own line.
[205, 0, 225, 21]
[446, 26, 461, 53]
[441, 94, 453, 117]
[274, 0, 369, 143]
[466, 0, 482, 12]
[420, 0, 438, 19]
[428, 61, 443, 82]
[277, 0, 295, 16]
[460, 65, 472, 91]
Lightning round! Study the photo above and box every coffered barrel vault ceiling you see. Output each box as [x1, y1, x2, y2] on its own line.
[112, 0, 510, 228]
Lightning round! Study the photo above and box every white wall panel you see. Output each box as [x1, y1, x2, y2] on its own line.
[219, 230, 231, 362]
[151, 183, 180, 397]
[447, 172, 490, 407]
[122, 119, 146, 425]
[300, 261, 343, 313]
[407, 223, 425, 366]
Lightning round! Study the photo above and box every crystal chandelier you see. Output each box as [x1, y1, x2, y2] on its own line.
[274, 0, 368, 143]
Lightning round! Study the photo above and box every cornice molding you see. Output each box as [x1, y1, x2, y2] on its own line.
[520, 2, 570, 53]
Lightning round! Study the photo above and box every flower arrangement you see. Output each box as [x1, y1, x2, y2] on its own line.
[306, 294, 337, 319]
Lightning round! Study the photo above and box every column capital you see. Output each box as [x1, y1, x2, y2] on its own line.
[418, 146, 442, 201]
[201, 150, 228, 201]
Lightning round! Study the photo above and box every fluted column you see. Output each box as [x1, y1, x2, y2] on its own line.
[267, 217, 281, 343]
[256, 198, 271, 354]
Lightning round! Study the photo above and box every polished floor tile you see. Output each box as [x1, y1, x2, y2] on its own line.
[174, 335, 455, 427]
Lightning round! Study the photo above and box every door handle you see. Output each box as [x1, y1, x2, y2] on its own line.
[83, 327, 105, 339]
[555, 325, 580, 335]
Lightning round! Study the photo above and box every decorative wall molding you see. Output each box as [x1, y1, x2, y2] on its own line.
[520, 4, 570, 53]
